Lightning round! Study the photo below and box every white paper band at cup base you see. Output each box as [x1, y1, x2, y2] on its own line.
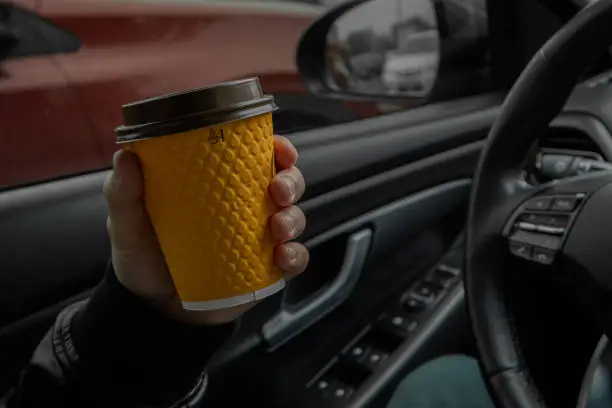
[181, 279, 286, 311]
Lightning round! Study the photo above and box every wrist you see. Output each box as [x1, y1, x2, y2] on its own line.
[113, 261, 252, 325]
[69, 264, 238, 405]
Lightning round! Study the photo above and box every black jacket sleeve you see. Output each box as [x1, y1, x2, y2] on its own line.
[3, 266, 236, 408]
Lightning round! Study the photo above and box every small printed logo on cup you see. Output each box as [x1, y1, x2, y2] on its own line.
[208, 128, 225, 144]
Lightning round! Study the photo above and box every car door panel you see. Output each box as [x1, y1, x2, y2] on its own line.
[263, 179, 471, 349]
[295, 94, 501, 196]
[0, 171, 109, 328]
[0, 93, 502, 396]
[301, 140, 483, 239]
[208, 219, 468, 408]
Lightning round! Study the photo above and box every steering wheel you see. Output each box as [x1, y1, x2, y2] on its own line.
[466, 1, 612, 407]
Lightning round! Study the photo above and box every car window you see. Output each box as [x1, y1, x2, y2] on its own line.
[0, 0, 488, 191]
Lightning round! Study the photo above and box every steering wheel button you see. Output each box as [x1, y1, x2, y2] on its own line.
[533, 248, 555, 265]
[510, 242, 532, 259]
[524, 197, 552, 211]
[522, 213, 543, 224]
[551, 196, 579, 212]
[535, 225, 565, 235]
[521, 213, 568, 227]
[517, 222, 537, 231]
[545, 215, 570, 227]
[510, 230, 562, 250]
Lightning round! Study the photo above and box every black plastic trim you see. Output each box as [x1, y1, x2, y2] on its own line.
[289, 94, 501, 199]
[263, 179, 470, 350]
[347, 284, 466, 407]
[300, 142, 482, 241]
[263, 229, 373, 349]
[549, 113, 612, 160]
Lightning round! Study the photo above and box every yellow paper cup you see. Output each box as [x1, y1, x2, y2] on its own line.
[115, 78, 283, 311]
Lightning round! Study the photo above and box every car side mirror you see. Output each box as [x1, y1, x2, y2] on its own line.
[296, 0, 489, 103]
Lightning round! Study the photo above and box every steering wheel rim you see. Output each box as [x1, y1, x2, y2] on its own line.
[466, 1, 612, 407]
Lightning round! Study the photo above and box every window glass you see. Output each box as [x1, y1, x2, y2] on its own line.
[0, 0, 488, 190]
[323, 0, 490, 106]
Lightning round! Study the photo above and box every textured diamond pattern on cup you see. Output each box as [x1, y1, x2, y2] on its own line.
[126, 113, 282, 302]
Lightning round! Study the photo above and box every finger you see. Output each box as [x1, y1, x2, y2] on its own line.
[103, 150, 157, 251]
[269, 205, 306, 243]
[274, 135, 298, 170]
[275, 242, 309, 279]
[269, 167, 306, 207]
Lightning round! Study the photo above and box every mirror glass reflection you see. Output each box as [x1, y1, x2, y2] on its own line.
[326, 0, 439, 97]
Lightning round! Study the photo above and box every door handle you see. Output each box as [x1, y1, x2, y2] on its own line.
[262, 228, 372, 349]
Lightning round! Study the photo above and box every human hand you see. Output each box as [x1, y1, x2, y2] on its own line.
[103, 135, 309, 325]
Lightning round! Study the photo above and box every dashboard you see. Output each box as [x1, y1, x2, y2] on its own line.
[529, 70, 612, 183]
[530, 114, 612, 183]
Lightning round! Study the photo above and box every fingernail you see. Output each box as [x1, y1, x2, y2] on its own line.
[282, 211, 298, 238]
[285, 245, 298, 264]
[113, 150, 122, 167]
[280, 174, 297, 202]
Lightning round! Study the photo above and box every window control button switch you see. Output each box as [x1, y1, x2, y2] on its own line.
[410, 281, 438, 301]
[381, 314, 418, 333]
[401, 295, 429, 313]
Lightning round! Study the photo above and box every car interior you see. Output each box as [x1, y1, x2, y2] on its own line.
[5, 0, 612, 407]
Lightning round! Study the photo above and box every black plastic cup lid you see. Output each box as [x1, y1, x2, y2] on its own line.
[115, 77, 277, 143]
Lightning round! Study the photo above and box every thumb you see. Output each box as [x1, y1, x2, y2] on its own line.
[103, 150, 157, 252]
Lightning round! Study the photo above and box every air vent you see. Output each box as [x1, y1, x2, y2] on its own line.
[539, 126, 602, 155]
